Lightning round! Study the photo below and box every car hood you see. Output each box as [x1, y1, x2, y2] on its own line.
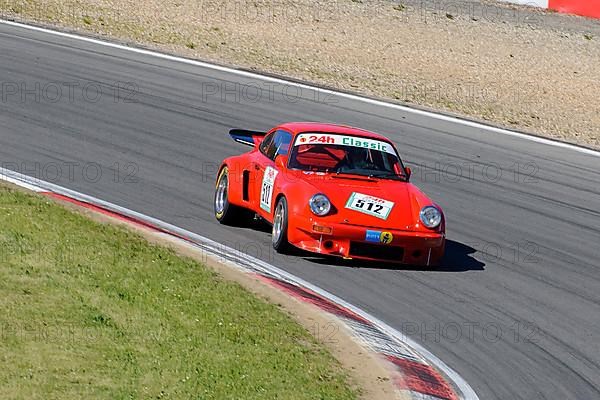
[295, 172, 435, 231]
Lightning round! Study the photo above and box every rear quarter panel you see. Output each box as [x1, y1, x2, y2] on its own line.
[219, 154, 255, 207]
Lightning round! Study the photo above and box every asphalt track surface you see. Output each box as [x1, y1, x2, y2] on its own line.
[1, 22, 599, 400]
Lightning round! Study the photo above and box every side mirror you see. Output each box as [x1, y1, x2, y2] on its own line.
[404, 166, 412, 180]
[275, 154, 288, 170]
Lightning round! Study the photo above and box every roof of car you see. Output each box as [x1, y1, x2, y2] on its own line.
[277, 122, 392, 142]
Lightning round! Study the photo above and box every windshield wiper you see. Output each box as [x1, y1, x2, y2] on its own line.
[367, 172, 406, 181]
[332, 169, 378, 180]
[332, 167, 404, 181]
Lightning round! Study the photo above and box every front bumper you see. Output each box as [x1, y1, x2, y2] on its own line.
[292, 218, 445, 266]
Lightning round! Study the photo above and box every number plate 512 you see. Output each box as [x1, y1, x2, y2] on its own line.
[345, 192, 394, 220]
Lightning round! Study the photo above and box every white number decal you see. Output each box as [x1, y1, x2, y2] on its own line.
[345, 192, 394, 220]
[260, 166, 279, 212]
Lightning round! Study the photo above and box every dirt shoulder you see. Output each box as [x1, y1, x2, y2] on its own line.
[1, 0, 598, 149]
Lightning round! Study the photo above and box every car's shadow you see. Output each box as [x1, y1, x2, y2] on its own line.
[299, 239, 485, 272]
[224, 218, 484, 272]
[231, 215, 272, 233]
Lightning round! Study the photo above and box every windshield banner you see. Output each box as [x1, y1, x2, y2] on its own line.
[294, 133, 397, 155]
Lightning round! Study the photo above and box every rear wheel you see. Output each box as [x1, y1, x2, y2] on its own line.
[272, 197, 291, 253]
[214, 166, 245, 224]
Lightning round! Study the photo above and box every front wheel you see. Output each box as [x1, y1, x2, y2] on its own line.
[214, 166, 245, 225]
[272, 197, 291, 253]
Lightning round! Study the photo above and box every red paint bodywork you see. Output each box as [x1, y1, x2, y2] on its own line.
[549, 0, 600, 19]
[219, 122, 445, 266]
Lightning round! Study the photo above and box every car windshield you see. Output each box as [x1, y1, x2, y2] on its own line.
[288, 133, 406, 180]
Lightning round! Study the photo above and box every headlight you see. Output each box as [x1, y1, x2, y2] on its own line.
[420, 206, 442, 228]
[309, 194, 331, 216]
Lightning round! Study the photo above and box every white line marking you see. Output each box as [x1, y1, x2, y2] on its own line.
[499, 0, 549, 8]
[0, 19, 599, 158]
[0, 166, 480, 399]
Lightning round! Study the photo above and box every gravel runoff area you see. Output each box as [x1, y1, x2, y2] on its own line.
[1, 0, 599, 149]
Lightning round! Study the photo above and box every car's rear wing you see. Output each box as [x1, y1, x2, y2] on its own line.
[229, 129, 267, 147]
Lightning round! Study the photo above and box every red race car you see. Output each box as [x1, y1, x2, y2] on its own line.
[214, 122, 445, 266]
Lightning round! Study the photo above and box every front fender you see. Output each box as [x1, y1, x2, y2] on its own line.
[407, 185, 445, 234]
[271, 176, 320, 243]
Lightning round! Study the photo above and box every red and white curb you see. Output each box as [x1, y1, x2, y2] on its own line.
[502, 0, 600, 19]
[0, 167, 479, 400]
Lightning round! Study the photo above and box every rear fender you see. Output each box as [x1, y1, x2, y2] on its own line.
[218, 156, 252, 207]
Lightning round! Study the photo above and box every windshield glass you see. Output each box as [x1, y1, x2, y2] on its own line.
[288, 133, 406, 180]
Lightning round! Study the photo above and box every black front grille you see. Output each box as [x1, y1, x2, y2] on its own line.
[350, 242, 404, 262]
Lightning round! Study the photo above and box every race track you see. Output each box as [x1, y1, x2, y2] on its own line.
[1, 22, 599, 399]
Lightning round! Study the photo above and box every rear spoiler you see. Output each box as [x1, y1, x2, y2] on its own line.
[229, 129, 267, 147]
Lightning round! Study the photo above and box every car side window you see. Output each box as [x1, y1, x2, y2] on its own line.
[261, 130, 292, 161]
[273, 130, 293, 158]
[259, 132, 275, 157]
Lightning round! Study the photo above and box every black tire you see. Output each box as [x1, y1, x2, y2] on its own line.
[214, 166, 245, 225]
[272, 197, 291, 253]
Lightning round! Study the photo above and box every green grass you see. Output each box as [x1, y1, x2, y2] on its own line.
[0, 186, 357, 400]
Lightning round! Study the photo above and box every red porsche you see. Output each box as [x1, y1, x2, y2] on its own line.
[214, 122, 445, 266]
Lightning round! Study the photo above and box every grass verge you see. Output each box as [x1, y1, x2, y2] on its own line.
[0, 185, 358, 400]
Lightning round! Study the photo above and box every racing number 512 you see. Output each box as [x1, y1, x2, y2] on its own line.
[261, 183, 271, 204]
[355, 199, 383, 214]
